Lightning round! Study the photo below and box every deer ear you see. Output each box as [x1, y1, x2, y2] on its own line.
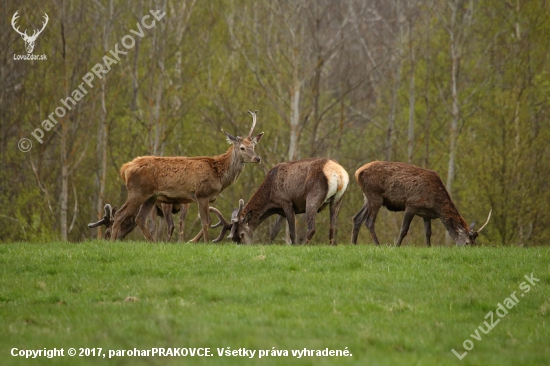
[222, 130, 239, 145]
[251, 132, 264, 145]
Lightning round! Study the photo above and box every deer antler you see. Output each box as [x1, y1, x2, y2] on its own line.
[209, 207, 233, 243]
[88, 204, 113, 228]
[29, 13, 48, 40]
[11, 11, 48, 40]
[476, 208, 492, 233]
[247, 110, 257, 137]
[234, 199, 245, 222]
[11, 11, 26, 37]
[226, 199, 246, 241]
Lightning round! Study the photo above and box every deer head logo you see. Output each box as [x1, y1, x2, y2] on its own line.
[11, 11, 48, 54]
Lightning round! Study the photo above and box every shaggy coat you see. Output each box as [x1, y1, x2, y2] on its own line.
[110, 119, 263, 242]
[213, 158, 349, 245]
[351, 161, 490, 246]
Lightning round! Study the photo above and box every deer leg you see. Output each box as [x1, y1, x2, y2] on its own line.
[329, 197, 344, 245]
[150, 207, 158, 241]
[162, 203, 175, 242]
[351, 196, 369, 244]
[305, 192, 327, 244]
[365, 200, 382, 245]
[179, 203, 189, 242]
[423, 218, 432, 247]
[197, 198, 211, 243]
[111, 196, 146, 241]
[269, 215, 285, 243]
[283, 206, 297, 245]
[396, 210, 416, 247]
[135, 196, 157, 242]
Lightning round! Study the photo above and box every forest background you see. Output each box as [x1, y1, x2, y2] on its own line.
[1, 0, 549, 246]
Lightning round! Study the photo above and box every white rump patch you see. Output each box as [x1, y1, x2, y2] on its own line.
[323, 161, 349, 203]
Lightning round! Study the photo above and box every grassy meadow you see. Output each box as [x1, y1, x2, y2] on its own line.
[0, 242, 548, 366]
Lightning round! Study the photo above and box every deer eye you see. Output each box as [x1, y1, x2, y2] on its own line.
[240, 147, 245, 151]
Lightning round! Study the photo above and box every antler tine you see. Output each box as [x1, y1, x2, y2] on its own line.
[476, 208, 492, 233]
[209, 207, 233, 243]
[29, 13, 49, 39]
[233, 199, 245, 222]
[247, 110, 257, 137]
[88, 204, 113, 228]
[209, 207, 230, 229]
[37, 13, 48, 35]
[11, 11, 26, 37]
[104, 204, 112, 222]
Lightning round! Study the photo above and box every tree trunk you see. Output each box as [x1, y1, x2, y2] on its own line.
[95, 0, 113, 239]
[385, 18, 403, 162]
[407, 20, 415, 164]
[59, 0, 68, 241]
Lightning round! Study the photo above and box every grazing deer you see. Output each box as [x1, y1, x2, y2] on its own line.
[88, 203, 189, 241]
[351, 161, 491, 246]
[11, 11, 48, 54]
[110, 111, 263, 242]
[88, 204, 133, 240]
[210, 158, 349, 245]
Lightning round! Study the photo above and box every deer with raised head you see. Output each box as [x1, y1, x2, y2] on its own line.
[109, 111, 263, 242]
[11, 11, 48, 54]
[210, 158, 349, 245]
[89, 203, 190, 241]
[351, 161, 491, 246]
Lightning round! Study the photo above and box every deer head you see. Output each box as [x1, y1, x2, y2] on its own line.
[210, 199, 254, 244]
[457, 208, 492, 245]
[12, 11, 48, 54]
[223, 110, 264, 164]
[88, 204, 115, 238]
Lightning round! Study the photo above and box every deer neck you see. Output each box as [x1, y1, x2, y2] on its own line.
[439, 207, 469, 243]
[241, 182, 277, 232]
[219, 146, 246, 189]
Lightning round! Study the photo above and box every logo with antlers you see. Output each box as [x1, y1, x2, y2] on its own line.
[11, 11, 48, 54]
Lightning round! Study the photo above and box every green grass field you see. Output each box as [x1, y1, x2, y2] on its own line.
[0, 242, 548, 365]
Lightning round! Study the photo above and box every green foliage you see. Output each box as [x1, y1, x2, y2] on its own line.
[1, 0, 550, 245]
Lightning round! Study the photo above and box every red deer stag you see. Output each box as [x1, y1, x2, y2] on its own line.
[210, 158, 349, 245]
[89, 203, 189, 241]
[110, 111, 263, 242]
[351, 161, 491, 246]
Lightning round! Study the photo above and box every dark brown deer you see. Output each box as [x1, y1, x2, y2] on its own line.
[351, 161, 491, 246]
[210, 158, 349, 245]
[150, 203, 190, 241]
[88, 203, 189, 241]
[110, 111, 263, 242]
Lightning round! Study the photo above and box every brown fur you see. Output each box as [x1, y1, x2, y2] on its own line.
[213, 158, 349, 245]
[110, 121, 263, 242]
[351, 161, 489, 246]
